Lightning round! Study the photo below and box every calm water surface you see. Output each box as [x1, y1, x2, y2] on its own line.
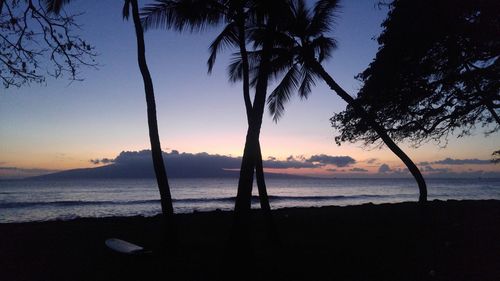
[1, 178, 499, 223]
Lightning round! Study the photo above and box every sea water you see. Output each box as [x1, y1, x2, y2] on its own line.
[0, 178, 499, 223]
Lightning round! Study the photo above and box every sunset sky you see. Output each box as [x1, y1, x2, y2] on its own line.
[1, 0, 499, 179]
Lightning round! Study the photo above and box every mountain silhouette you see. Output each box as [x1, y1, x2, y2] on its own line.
[30, 150, 311, 180]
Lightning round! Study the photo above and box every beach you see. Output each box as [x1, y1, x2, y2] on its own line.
[1, 200, 499, 281]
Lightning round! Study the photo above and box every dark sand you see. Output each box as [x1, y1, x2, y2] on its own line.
[1, 200, 499, 281]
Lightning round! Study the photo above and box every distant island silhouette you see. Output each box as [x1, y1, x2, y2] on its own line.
[30, 150, 314, 180]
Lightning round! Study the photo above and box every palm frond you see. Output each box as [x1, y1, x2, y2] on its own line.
[123, 0, 132, 20]
[272, 30, 298, 49]
[249, 0, 291, 26]
[227, 54, 244, 83]
[267, 47, 296, 82]
[207, 22, 238, 74]
[298, 66, 317, 99]
[262, 0, 339, 122]
[141, 0, 224, 32]
[267, 64, 301, 122]
[227, 51, 260, 83]
[247, 25, 272, 49]
[248, 50, 269, 88]
[288, 0, 311, 37]
[311, 35, 337, 62]
[309, 0, 341, 36]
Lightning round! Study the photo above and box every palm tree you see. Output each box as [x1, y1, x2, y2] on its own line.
[45, 0, 176, 228]
[265, 0, 428, 204]
[228, 1, 294, 233]
[141, 0, 272, 214]
[123, 0, 175, 217]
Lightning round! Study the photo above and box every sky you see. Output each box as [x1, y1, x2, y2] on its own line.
[1, 0, 499, 179]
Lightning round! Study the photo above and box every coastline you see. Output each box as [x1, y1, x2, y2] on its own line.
[1, 200, 499, 281]
[3, 177, 499, 224]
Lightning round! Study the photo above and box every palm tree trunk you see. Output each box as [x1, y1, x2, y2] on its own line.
[235, 130, 258, 215]
[255, 143, 271, 211]
[130, 0, 174, 215]
[311, 61, 428, 204]
[230, 50, 275, 277]
[237, 17, 271, 213]
[237, 19, 274, 236]
[234, 39, 273, 221]
[231, 36, 275, 254]
[255, 141, 278, 244]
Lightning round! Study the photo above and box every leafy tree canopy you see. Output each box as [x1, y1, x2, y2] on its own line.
[1, 0, 97, 88]
[331, 0, 499, 147]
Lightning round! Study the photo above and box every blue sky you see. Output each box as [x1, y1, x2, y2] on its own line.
[1, 0, 499, 178]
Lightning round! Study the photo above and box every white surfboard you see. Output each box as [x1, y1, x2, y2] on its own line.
[105, 238, 152, 255]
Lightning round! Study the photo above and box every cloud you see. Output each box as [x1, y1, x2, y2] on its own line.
[423, 165, 449, 173]
[84, 151, 359, 178]
[111, 150, 330, 170]
[150, 150, 242, 168]
[285, 155, 307, 162]
[431, 158, 492, 165]
[89, 158, 115, 165]
[420, 169, 500, 178]
[350, 167, 368, 172]
[378, 164, 392, 173]
[263, 157, 316, 169]
[305, 154, 356, 167]
[392, 167, 409, 175]
[365, 158, 378, 164]
[117, 151, 355, 170]
[326, 168, 337, 172]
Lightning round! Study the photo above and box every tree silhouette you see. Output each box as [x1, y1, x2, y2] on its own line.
[141, 0, 273, 214]
[1, 0, 97, 88]
[123, 0, 174, 220]
[45, 0, 176, 247]
[332, 0, 499, 167]
[229, 0, 291, 230]
[260, 0, 428, 203]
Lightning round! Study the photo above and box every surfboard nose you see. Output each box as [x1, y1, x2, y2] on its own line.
[105, 238, 151, 255]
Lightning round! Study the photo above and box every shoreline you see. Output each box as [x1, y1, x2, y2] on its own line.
[2, 197, 499, 224]
[0, 199, 426, 224]
[1, 200, 499, 280]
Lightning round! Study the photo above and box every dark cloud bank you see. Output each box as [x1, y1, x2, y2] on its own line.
[375, 163, 500, 178]
[34, 150, 355, 180]
[419, 158, 493, 166]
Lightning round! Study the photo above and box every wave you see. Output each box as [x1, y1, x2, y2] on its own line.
[0, 194, 409, 209]
[265, 194, 387, 201]
[0, 199, 161, 209]
[179, 194, 398, 203]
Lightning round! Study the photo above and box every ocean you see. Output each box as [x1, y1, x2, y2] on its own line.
[1, 178, 499, 223]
